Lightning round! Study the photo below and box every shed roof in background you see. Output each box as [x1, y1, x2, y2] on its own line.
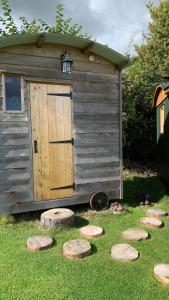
[153, 83, 169, 107]
[0, 33, 128, 68]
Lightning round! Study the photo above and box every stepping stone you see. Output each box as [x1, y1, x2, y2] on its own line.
[63, 239, 91, 259]
[111, 243, 139, 261]
[146, 208, 168, 218]
[122, 228, 149, 241]
[80, 225, 103, 238]
[154, 264, 169, 285]
[27, 236, 53, 251]
[140, 217, 163, 228]
[41, 208, 75, 228]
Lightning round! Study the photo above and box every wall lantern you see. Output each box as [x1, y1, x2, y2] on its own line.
[61, 51, 73, 73]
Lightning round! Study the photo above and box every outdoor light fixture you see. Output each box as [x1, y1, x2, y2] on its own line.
[61, 51, 73, 73]
[88, 55, 95, 62]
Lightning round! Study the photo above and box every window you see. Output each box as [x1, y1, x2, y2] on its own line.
[3, 75, 23, 112]
[160, 104, 164, 134]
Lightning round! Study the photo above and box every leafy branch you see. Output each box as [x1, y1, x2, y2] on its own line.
[0, 0, 91, 38]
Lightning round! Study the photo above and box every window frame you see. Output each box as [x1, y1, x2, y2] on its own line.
[160, 103, 165, 134]
[2, 73, 24, 113]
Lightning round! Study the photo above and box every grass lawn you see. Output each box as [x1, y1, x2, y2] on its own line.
[1, 170, 169, 300]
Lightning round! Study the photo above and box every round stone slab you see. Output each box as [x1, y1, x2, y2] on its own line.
[27, 236, 53, 251]
[80, 225, 103, 239]
[122, 228, 149, 241]
[140, 217, 163, 228]
[146, 208, 168, 218]
[63, 239, 91, 259]
[111, 243, 139, 261]
[41, 208, 75, 228]
[154, 264, 169, 285]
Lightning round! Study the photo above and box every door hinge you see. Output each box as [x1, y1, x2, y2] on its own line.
[49, 138, 74, 145]
[47, 91, 72, 99]
[50, 183, 75, 191]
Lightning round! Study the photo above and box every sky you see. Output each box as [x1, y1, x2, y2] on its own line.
[1, 0, 160, 55]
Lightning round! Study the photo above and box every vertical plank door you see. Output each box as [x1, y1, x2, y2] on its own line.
[30, 83, 74, 201]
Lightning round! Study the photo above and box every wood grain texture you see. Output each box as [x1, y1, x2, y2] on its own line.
[74, 113, 119, 124]
[0, 189, 120, 215]
[0, 122, 29, 134]
[75, 143, 119, 154]
[74, 103, 119, 114]
[75, 133, 119, 144]
[0, 145, 29, 157]
[76, 180, 120, 193]
[0, 44, 114, 65]
[0, 42, 122, 214]
[0, 76, 32, 212]
[74, 123, 119, 134]
[73, 92, 119, 103]
[0, 134, 29, 146]
[30, 83, 73, 201]
[76, 161, 120, 173]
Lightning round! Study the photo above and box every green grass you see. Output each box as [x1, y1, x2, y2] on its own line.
[1, 172, 169, 300]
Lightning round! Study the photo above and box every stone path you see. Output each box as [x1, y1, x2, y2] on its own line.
[111, 243, 139, 261]
[41, 208, 75, 228]
[63, 239, 91, 259]
[80, 225, 103, 238]
[140, 217, 163, 228]
[146, 208, 168, 218]
[27, 236, 53, 251]
[122, 228, 149, 241]
[154, 264, 169, 285]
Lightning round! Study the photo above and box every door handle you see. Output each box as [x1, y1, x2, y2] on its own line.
[34, 140, 38, 153]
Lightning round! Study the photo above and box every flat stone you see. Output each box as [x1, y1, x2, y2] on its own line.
[27, 236, 53, 251]
[140, 217, 163, 228]
[122, 228, 149, 241]
[111, 243, 139, 261]
[41, 208, 75, 228]
[146, 208, 168, 218]
[154, 264, 169, 285]
[80, 225, 103, 238]
[63, 239, 91, 259]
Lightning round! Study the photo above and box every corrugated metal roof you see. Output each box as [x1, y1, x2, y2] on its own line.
[0, 33, 128, 68]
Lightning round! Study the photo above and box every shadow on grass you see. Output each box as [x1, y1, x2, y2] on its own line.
[123, 174, 166, 207]
[13, 210, 42, 223]
[75, 216, 89, 228]
[11, 203, 90, 225]
[90, 243, 97, 255]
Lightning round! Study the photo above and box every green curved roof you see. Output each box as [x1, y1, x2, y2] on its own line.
[0, 33, 128, 68]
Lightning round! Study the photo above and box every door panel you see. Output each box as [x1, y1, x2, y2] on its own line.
[30, 83, 73, 201]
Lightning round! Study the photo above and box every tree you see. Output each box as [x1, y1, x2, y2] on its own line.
[0, 0, 91, 38]
[123, 0, 169, 161]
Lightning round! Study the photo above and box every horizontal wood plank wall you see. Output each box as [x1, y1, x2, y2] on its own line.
[0, 44, 121, 214]
[0, 76, 33, 214]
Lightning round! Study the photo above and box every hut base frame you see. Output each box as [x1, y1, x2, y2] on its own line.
[1, 191, 119, 215]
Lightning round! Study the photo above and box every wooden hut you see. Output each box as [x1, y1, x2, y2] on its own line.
[153, 83, 169, 189]
[0, 33, 128, 214]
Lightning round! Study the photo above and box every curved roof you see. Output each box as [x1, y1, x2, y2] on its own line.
[0, 33, 128, 68]
[153, 83, 169, 107]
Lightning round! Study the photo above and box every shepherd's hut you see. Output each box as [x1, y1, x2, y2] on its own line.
[154, 83, 169, 190]
[0, 33, 128, 214]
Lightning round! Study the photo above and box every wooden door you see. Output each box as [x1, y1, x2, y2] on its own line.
[30, 83, 74, 201]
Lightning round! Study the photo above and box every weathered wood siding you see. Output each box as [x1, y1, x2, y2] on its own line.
[0, 77, 33, 214]
[0, 44, 121, 214]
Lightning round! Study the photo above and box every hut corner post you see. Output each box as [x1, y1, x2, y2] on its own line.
[119, 70, 123, 200]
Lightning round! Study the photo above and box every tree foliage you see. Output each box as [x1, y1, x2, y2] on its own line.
[123, 0, 169, 161]
[0, 0, 90, 38]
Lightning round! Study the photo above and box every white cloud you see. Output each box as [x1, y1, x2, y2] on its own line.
[0, 0, 160, 54]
